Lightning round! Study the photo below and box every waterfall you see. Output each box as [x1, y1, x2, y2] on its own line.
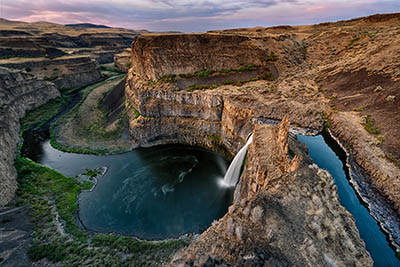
[222, 134, 253, 187]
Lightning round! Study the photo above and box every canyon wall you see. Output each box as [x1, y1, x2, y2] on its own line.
[0, 56, 103, 90]
[170, 120, 373, 266]
[130, 33, 302, 80]
[126, 32, 372, 265]
[114, 48, 131, 73]
[0, 67, 60, 206]
[126, 33, 325, 156]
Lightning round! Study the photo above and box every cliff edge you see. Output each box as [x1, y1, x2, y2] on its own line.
[0, 67, 59, 206]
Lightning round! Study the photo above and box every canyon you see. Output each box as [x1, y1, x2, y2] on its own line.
[124, 13, 400, 265]
[0, 13, 399, 266]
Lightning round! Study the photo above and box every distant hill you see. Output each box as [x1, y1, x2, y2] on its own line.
[65, 23, 111, 28]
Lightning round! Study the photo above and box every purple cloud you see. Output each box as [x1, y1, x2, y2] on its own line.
[1, 0, 399, 32]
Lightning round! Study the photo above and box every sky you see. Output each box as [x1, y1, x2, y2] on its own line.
[1, 0, 399, 32]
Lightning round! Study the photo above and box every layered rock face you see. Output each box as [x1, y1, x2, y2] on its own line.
[0, 19, 143, 64]
[126, 32, 372, 265]
[0, 67, 59, 206]
[0, 56, 103, 90]
[114, 48, 131, 73]
[131, 33, 297, 80]
[126, 33, 325, 155]
[170, 121, 372, 266]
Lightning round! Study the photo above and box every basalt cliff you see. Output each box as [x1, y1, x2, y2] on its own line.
[125, 13, 400, 265]
[0, 67, 59, 206]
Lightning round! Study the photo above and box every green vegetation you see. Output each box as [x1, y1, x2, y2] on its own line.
[14, 157, 189, 265]
[160, 74, 177, 83]
[259, 72, 275, 81]
[377, 136, 385, 143]
[320, 112, 331, 129]
[100, 65, 123, 75]
[187, 84, 218, 92]
[223, 80, 234, 85]
[82, 168, 101, 178]
[235, 64, 256, 72]
[362, 115, 381, 135]
[194, 69, 215, 77]
[125, 100, 141, 119]
[20, 97, 65, 132]
[185, 71, 275, 91]
[265, 51, 278, 62]
[25, 67, 31, 72]
[349, 37, 360, 46]
[207, 135, 222, 143]
[16, 157, 90, 241]
[352, 106, 364, 112]
[49, 75, 129, 155]
[91, 234, 188, 255]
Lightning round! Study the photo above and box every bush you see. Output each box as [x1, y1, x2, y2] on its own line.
[265, 52, 278, 62]
[362, 115, 380, 135]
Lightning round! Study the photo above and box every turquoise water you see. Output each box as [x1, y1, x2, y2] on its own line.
[297, 134, 400, 267]
[37, 141, 233, 240]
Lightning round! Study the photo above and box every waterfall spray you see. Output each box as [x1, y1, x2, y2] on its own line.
[222, 134, 253, 187]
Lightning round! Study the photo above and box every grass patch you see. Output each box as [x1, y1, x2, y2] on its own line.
[15, 157, 89, 242]
[20, 97, 65, 132]
[194, 69, 215, 77]
[82, 168, 101, 178]
[15, 156, 189, 265]
[352, 106, 364, 112]
[362, 115, 381, 135]
[207, 135, 222, 143]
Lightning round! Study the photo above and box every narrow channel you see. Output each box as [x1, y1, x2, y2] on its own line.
[297, 134, 400, 267]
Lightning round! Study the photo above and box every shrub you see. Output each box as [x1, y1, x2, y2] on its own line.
[223, 80, 234, 85]
[194, 69, 215, 77]
[362, 115, 380, 135]
[265, 51, 278, 62]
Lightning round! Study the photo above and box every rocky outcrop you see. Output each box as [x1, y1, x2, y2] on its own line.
[126, 69, 327, 157]
[0, 56, 103, 90]
[0, 67, 59, 206]
[170, 121, 372, 266]
[125, 32, 373, 265]
[114, 48, 131, 73]
[131, 33, 302, 80]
